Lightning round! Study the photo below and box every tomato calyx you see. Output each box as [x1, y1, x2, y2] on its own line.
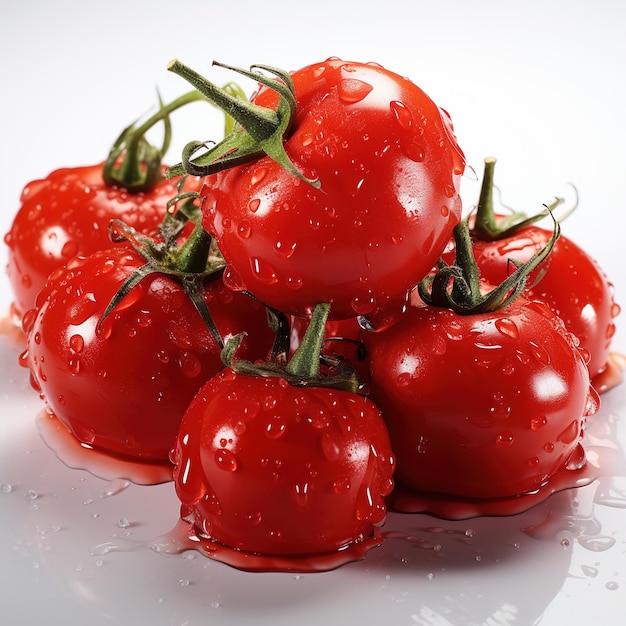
[222, 303, 364, 393]
[165, 59, 320, 188]
[98, 190, 226, 347]
[418, 215, 560, 315]
[473, 157, 578, 241]
[102, 90, 209, 193]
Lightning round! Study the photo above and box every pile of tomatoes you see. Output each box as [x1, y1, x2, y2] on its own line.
[4, 57, 621, 571]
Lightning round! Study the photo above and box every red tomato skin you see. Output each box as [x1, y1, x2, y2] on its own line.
[4, 163, 197, 320]
[202, 58, 465, 319]
[365, 299, 595, 500]
[469, 226, 619, 382]
[21, 246, 273, 462]
[172, 369, 395, 556]
[438, 222, 620, 382]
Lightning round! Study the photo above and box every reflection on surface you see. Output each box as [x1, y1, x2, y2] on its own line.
[1, 334, 625, 625]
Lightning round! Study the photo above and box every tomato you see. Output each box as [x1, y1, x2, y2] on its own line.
[170, 58, 465, 319]
[4, 163, 199, 322]
[20, 244, 274, 462]
[3, 88, 213, 322]
[365, 294, 597, 501]
[172, 367, 394, 565]
[447, 158, 621, 387]
[463, 227, 620, 386]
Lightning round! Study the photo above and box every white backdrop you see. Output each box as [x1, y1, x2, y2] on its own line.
[1, 2, 625, 625]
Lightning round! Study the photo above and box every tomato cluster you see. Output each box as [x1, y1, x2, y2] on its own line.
[4, 58, 622, 572]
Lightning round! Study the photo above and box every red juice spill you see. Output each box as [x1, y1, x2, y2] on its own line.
[36, 411, 173, 486]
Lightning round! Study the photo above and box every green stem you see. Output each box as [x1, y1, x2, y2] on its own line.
[419, 212, 560, 315]
[472, 157, 575, 241]
[175, 224, 213, 274]
[473, 156, 499, 237]
[167, 59, 279, 142]
[166, 59, 320, 187]
[103, 89, 207, 193]
[286, 303, 331, 379]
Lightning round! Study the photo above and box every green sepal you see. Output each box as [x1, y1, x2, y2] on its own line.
[166, 59, 320, 188]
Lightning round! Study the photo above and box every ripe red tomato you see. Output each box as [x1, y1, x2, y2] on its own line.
[445, 158, 621, 388]
[20, 244, 274, 462]
[464, 226, 620, 386]
[172, 367, 394, 564]
[197, 58, 465, 319]
[4, 163, 198, 322]
[365, 297, 597, 500]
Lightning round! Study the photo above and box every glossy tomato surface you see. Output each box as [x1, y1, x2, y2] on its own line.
[21, 245, 274, 462]
[4, 162, 197, 320]
[202, 58, 465, 319]
[465, 224, 620, 383]
[365, 298, 597, 500]
[173, 369, 395, 558]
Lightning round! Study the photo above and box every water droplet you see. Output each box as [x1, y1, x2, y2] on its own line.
[397, 372, 412, 387]
[580, 564, 599, 577]
[389, 100, 413, 129]
[355, 485, 374, 521]
[294, 483, 309, 506]
[495, 317, 520, 339]
[178, 351, 202, 378]
[338, 78, 373, 103]
[544, 441, 555, 453]
[242, 512, 261, 528]
[530, 415, 548, 431]
[67, 293, 99, 325]
[528, 341, 550, 365]
[403, 142, 426, 162]
[565, 443, 586, 470]
[273, 240, 297, 259]
[333, 475, 351, 495]
[496, 431, 514, 447]
[68, 357, 81, 375]
[59, 239, 79, 259]
[265, 416, 286, 439]
[286, 276, 303, 290]
[69, 334, 84, 353]
[605, 581, 620, 591]
[222, 263, 246, 291]
[351, 293, 376, 315]
[248, 198, 261, 213]
[490, 404, 511, 420]
[214, 448, 238, 472]
[237, 220, 251, 238]
[247, 166, 267, 186]
[99, 478, 130, 498]
[250, 257, 278, 284]
[320, 432, 341, 461]
[578, 536, 616, 552]
[611, 302, 621, 318]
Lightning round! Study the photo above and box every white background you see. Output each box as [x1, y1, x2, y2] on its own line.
[1, 1, 625, 625]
